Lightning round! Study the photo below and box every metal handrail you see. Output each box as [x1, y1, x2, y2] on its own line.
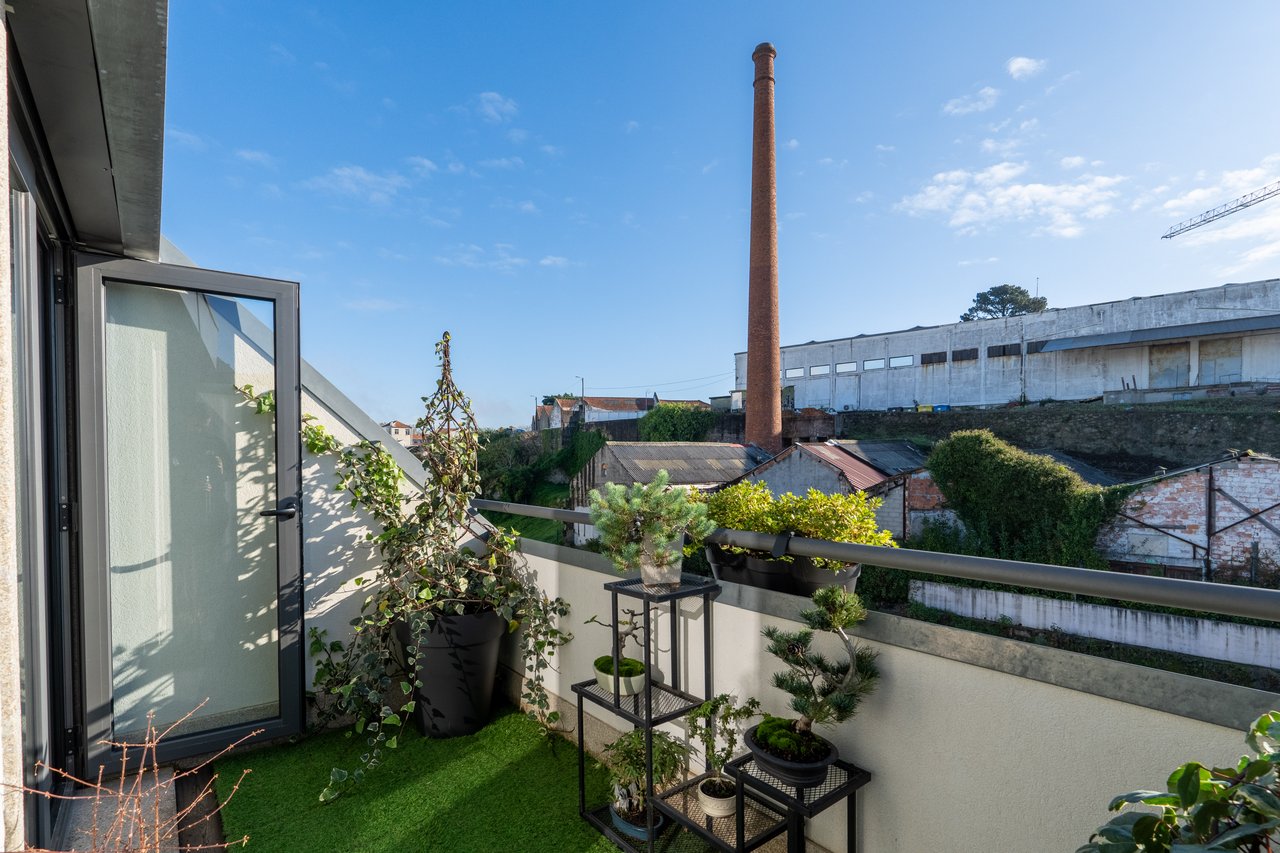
[470, 498, 1280, 624]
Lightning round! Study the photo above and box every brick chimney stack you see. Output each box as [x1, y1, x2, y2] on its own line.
[745, 42, 781, 453]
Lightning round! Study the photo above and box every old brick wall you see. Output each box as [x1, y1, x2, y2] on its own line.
[1096, 457, 1280, 582]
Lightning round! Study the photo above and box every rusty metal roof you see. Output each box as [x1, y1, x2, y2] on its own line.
[605, 442, 767, 486]
[801, 444, 889, 491]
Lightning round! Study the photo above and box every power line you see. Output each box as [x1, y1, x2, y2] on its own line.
[587, 370, 733, 391]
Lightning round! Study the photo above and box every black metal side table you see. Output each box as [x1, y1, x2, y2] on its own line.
[724, 754, 871, 853]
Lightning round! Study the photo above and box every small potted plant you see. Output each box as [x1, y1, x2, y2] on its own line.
[745, 586, 879, 788]
[586, 610, 648, 697]
[588, 469, 716, 588]
[686, 694, 762, 818]
[602, 728, 690, 840]
[702, 481, 772, 585]
[771, 489, 897, 595]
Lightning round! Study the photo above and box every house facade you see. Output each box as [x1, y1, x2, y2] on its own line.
[532, 394, 711, 431]
[733, 280, 1280, 412]
[380, 419, 423, 448]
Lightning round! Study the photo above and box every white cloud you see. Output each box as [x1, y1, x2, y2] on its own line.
[269, 44, 296, 64]
[817, 157, 848, 169]
[1060, 156, 1087, 170]
[785, 138, 800, 150]
[408, 156, 438, 175]
[701, 158, 719, 174]
[943, 86, 1000, 116]
[897, 161, 1126, 237]
[624, 120, 640, 134]
[539, 255, 569, 267]
[495, 198, 540, 214]
[785, 211, 806, 220]
[981, 138, 1021, 156]
[958, 256, 1000, 266]
[1006, 57, 1047, 80]
[235, 149, 275, 166]
[540, 144, 563, 156]
[166, 127, 207, 150]
[479, 156, 525, 170]
[506, 128, 529, 143]
[853, 191, 874, 204]
[875, 144, 895, 152]
[302, 165, 408, 204]
[434, 243, 529, 272]
[1162, 154, 1280, 215]
[475, 91, 518, 123]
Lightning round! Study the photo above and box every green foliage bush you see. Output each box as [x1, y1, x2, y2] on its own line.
[638, 402, 717, 442]
[926, 429, 1130, 568]
[477, 427, 604, 504]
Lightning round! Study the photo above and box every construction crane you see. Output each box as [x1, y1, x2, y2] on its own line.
[1162, 178, 1280, 239]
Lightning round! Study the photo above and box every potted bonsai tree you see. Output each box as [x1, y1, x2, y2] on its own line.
[586, 610, 648, 697]
[602, 728, 690, 840]
[745, 586, 879, 788]
[686, 694, 762, 818]
[314, 333, 572, 802]
[588, 469, 716, 589]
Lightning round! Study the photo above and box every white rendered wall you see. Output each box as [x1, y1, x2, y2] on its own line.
[911, 580, 1280, 668]
[504, 550, 1249, 853]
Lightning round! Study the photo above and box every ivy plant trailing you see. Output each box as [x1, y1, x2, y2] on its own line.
[239, 335, 572, 803]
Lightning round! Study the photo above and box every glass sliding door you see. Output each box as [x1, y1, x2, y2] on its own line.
[75, 256, 302, 766]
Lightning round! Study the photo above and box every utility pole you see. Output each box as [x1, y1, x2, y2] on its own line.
[574, 375, 585, 398]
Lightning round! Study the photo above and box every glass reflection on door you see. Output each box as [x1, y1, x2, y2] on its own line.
[104, 282, 280, 739]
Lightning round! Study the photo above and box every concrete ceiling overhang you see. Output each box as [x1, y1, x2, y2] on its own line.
[9, 0, 167, 260]
[1040, 313, 1280, 353]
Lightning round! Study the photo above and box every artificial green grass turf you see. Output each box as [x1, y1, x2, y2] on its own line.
[215, 709, 617, 852]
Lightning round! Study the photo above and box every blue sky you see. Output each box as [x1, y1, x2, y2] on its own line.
[162, 2, 1280, 427]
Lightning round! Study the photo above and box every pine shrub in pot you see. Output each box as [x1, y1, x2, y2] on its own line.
[588, 469, 716, 588]
[747, 586, 879, 787]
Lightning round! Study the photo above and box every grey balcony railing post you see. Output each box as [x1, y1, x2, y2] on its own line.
[470, 499, 1280, 624]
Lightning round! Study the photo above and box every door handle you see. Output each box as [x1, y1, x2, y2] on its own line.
[260, 496, 300, 520]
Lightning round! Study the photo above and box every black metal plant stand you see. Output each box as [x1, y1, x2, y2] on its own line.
[573, 573, 869, 852]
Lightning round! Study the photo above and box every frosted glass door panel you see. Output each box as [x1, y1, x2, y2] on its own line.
[105, 282, 280, 739]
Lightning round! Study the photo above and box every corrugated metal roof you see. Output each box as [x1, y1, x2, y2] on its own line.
[1040, 313, 1280, 352]
[607, 442, 764, 485]
[831, 440, 928, 476]
[1029, 449, 1122, 486]
[581, 396, 657, 412]
[801, 444, 889, 491]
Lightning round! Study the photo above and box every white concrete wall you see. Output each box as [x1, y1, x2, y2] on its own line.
[911, 580, 1280, 668]
[736, 280, 1280, 410]
[504, 552, 1249, 853]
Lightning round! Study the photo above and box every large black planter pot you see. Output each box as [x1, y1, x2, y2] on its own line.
[791, 557, 862, 596]
[705, 544, 751, 585]
[744, 724, 838, 788]
[393, 610, 506, 738]
[744, 555, 796, 593]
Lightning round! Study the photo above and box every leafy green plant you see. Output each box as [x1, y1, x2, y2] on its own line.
[926, 429, 1130, 568]
[602, 729, 690, 822]
[638, 402, 717, 442]
[588, 469, 716, 573]
[311, 333, 571, 802]
[770, 489, 897, 569]
[1079, 711, 1280, 852]
[759, 586, 879, 758]
[686, 694, 761, 795]
[703, 481, 774, 542]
